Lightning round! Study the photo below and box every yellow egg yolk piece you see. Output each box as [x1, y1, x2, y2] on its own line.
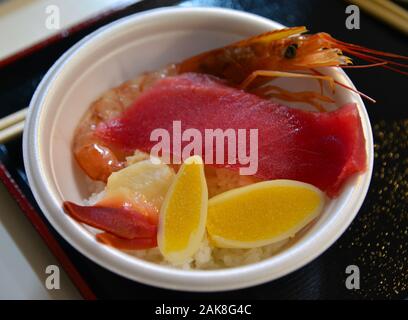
[158, 155, 208, 264]
[207, 180, 324, 248]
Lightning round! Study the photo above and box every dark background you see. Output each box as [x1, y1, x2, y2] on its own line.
[0, 0, 406, 299]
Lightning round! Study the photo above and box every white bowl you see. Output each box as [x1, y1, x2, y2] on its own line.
[23, 7, 373, 292]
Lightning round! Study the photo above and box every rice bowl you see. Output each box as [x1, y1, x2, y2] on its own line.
[23, 7, 373, 291]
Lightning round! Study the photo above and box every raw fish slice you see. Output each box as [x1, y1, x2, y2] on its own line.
[96, 73, 366, 196]
[63, 201, 157, 239]
[96, 233, 157, 250]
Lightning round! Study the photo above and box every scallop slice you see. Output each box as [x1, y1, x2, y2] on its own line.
[103, 157, 176, 224]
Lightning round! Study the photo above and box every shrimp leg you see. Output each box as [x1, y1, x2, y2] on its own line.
[252, 85, 335, 112]
[239, 70, 336, 93]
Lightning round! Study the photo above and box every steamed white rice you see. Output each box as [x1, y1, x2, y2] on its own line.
[128, 236, 288, 270]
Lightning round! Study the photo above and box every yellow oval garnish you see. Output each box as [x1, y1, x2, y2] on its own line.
[207, 180, 324, 248]
[158, 155, 208, 264]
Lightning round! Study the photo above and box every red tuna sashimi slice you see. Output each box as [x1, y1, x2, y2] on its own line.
[96, 73, 366, 196]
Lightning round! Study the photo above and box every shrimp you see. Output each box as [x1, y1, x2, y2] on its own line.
[73, 65, 177, 181]
[179, 26, 407, 102]
[74, 26, 407, 182]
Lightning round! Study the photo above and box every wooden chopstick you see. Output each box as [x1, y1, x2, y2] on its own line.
[372, 0, 408, 20]
[0, 107, 28, 144]
[347, 0, 408, 35]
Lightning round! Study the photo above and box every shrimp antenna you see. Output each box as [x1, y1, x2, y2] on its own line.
[340, 61, 388, 69]
[320, 34, 408, 76]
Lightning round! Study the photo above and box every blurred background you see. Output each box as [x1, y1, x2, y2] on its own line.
[0, 0, 406, 299]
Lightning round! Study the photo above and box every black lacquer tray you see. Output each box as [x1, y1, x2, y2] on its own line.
[0, 0, 406, 299]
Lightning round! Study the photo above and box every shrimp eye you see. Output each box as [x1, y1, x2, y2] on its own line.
[284, 44, 298, 59]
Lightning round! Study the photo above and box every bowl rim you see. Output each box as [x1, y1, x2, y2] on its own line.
[23, 6, 374, 292]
